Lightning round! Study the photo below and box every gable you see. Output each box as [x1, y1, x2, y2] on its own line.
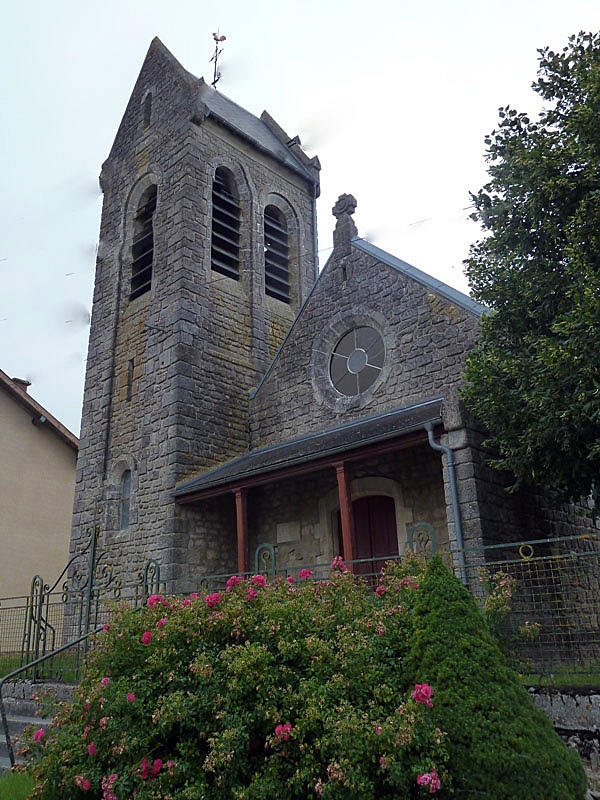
[249, 236, 481, 450]
[103, 38, 198, 171]
[103, 38, 319, 192]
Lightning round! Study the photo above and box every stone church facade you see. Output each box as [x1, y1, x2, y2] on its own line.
[70, 38, 595, 594]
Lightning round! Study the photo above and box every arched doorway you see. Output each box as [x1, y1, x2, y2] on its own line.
[337, 495, 398, 575]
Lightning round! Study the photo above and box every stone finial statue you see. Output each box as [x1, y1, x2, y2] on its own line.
[332, 194, 358, 256]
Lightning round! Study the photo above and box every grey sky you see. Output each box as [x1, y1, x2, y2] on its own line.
[1, 0, 597, 435]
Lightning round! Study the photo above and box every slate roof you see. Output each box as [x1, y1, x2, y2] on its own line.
[174, 397, 443, 499]
[353, 239, 485, 317]
[197, 81, 319, 185]
[0, 368, 78, 451]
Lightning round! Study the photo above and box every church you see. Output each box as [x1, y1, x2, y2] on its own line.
[69, 38, 593, 594]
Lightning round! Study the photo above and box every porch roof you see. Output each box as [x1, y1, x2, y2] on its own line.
[174, 396, 443, 503]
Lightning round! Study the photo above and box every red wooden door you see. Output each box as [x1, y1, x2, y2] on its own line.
[337, 495, 398, 574]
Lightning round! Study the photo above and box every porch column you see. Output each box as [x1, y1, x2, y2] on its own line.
[235, 488, 249, 575]
[335, 461, 356, 569]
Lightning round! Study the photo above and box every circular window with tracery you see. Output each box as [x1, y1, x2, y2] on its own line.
[329, 326, 385, 396]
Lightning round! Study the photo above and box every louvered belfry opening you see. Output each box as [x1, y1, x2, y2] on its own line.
[264, 205, 290, 303]
[130, 185, 157, 300]
[211, 167, 241, 279]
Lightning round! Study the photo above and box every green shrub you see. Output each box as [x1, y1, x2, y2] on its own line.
[29, 562, 447, 799]
[405, 557, 587, 799]
[28, 557, 585, 799]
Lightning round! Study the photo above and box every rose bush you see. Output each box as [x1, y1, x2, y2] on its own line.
[27, 556, 585, 799]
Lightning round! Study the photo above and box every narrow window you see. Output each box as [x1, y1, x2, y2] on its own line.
[126, 358, 134, 401]
[119, 470, 131, 531]
[130, 185, 157, 300]
[143, 93, 152, 127]
[211, 168, 240, 280]
[264, 205, 290, 303]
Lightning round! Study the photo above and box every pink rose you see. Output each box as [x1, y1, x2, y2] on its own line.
[379, 756, 387, 769]
[226, 575, 241, 591]
[375, 584, 387, 596]
[152, 758, 163, 776]
[274, 722, 293, 743]
[75, 776, 91, 790]
[102, 623, 111, 632]
[33, 728, 45, 744]
[157, 617, 167, 628]
[417, 769, 441, 793]
[400, 576, 419, 589]
[99, 716, 109, 730]
[298, 569, 313, 579]
[140, 631, 153, 645]
[126, 692, 136, 703]
[330, 555, 347, 571]
[190, 592, 199, 599]
[182, 598, 191, 607]
[88, 742, 97, 756]
[205, 592, 221, 609]
[247, 587, 258, 601]
[251, 574, 267, 587]
[286, 576, 295, 584]
[411, 683, 434, 707]
[139, 757, 151, 780]
[100, 677, 110, 687]
[375, 725, 382, 735]
[147, 594, 164, 608]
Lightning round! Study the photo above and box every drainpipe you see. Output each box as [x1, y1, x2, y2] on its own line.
[424, 422, 468, 586]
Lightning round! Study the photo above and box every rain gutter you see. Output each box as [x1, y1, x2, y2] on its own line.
[425, 422, 468, 585]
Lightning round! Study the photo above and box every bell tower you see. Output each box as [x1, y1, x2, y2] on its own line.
[70, 38, 320, 590]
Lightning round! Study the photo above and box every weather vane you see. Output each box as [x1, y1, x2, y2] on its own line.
[210, 31, 226, 88]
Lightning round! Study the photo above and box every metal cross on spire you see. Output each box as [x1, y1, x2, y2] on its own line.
[210, 31, 226, 88]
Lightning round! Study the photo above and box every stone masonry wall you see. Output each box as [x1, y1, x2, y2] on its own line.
[250, 243, 481, 451]
[71, 40, 318, 592]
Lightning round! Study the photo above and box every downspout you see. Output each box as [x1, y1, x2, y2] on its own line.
[424, 422, 468, 586]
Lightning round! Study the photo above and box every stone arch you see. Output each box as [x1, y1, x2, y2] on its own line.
[119, 172, 161, 301]
[261, 192, 301, 307]
[106, 455, 138, 536]
[206, 158, 254, 289]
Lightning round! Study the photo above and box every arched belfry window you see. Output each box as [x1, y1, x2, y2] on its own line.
[130, 185, 157, 300]
[264, 205, 290, 303]
[119, 469, 131, 531]
[211, 167, 240, 280]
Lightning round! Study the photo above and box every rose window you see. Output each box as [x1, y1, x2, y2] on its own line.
[329, 326, 385, 396]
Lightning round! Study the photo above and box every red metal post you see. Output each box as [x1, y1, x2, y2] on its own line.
[235, 488, 249, 575]
[335, 461, 355, 570]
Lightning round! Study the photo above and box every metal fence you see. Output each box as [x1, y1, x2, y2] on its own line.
[0, 546, 164, 683]
[1, 531, 599, 684]
[465, 532, 600, 680]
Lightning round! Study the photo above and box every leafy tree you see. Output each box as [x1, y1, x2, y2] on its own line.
[463, 31, 600, 504]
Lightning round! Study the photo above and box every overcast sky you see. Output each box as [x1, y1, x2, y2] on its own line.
[1, 0, 598, 435]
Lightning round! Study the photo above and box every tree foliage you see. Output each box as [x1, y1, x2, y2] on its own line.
[463, 31, 600, 503]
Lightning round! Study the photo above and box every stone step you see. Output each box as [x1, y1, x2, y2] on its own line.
[0, 680, 75, 772]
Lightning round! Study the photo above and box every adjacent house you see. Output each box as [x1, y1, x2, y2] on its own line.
[0, 370, 78, 599]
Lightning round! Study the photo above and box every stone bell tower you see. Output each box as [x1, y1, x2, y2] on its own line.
[70, 38, 320, 590]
